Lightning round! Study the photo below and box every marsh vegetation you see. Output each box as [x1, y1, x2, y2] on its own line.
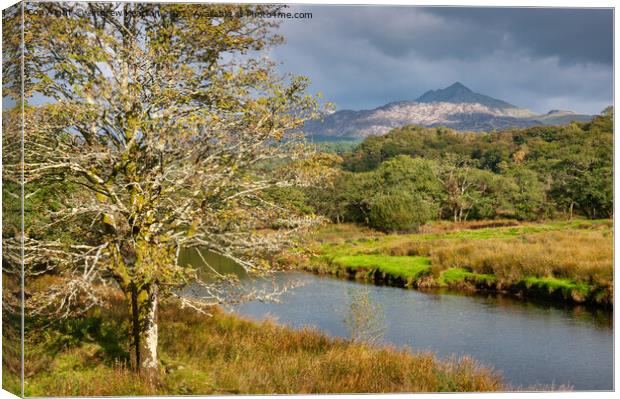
[7, 296, 505, 396]
[296, 219, 613, 306]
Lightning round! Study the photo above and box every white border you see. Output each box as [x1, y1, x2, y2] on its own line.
[0, 1, 616, 399]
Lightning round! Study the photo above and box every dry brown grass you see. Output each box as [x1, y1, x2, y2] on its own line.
[304, 220, 613, 305]
[309, 223, 384, 244]
[419, 219, 521, 234]
[429, 230, 612, 286]
[22, 300, 505, 395]
[316, 220, 613, 288]
[160, 306, 504, 394]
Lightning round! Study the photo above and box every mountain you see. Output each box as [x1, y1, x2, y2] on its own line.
[304, 83, 594, 139]
[535, 109, 594, 125]
[416, 81, 517, 109]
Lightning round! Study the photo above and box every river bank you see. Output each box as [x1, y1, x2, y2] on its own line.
[8, 296, 505, 396]
[5, 219, 612, 394]
[289, 219, 613, 308]
[230, 271, 611, 390]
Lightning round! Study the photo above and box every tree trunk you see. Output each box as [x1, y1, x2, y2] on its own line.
[130, 283, 141, 370]
[129, 283, 159, 381]
[142, 285, 159, 378]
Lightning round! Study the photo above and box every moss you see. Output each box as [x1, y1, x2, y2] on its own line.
[439, 268, 496, 287]
[520, 276, 592, 300]
[332, 255, 431, 280]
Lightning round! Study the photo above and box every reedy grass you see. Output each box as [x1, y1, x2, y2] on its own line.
[300, 219, 613, 306]
[428, 229, 612, 290]
[309, 219, 611, 259]
[21, 299, 505, 395]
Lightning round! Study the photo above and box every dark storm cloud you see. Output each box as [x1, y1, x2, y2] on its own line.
[427, 8, 613, 65]
[270, 6, 613, 115]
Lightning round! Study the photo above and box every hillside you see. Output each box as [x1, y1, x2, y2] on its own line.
[304, 83, 594, 139]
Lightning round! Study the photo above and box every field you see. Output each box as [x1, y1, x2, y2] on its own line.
[5, 296, 505, 396]
[294, 219, 613, 306]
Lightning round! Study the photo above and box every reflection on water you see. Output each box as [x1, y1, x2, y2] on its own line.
[179, 247, 248, 280]
[182, 249, 613, 391]
[418, 286, 614, 330]
[343, 288, 386, 344]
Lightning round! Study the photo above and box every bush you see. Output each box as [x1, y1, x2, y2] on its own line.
[368, 192, 436, 232]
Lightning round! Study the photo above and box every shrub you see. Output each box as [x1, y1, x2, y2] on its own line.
[368, 192, 436, 232]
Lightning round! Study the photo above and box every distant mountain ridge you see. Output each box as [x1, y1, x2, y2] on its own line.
[304, 82, 593, 139]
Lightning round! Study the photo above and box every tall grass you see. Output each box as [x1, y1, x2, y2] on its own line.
[23, 299, 505, 395]
[419, 219, 521, 233]
[309, 223, 384, 244]
[303, 220, 613, 305]
[428, 230, 612, 287]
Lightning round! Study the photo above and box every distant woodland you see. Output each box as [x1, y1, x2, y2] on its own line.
[295, 107, 613, 232]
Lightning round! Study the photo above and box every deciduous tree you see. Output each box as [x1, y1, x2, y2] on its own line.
[3, 1, 326, 379]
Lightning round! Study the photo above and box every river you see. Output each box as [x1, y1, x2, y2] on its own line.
[180, 249, 613, 391]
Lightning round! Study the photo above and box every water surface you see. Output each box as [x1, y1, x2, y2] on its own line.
[183, 249, 613, 390]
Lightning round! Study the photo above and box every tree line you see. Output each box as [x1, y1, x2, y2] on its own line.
[295, 108, 613, 232]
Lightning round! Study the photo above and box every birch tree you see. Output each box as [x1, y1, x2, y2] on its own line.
[2, 1, 327, 379]
[438, 155, 498, 222]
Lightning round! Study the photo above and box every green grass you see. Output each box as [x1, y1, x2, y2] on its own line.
[520, 276, 592, 298]
[313, 219, 610, 259]
[300, 219, 612, 306]
[2, 364, 21, 396]
[422, 219, 611, 241]
[439, 268, 496, 286]
[332, 255, 431, 280]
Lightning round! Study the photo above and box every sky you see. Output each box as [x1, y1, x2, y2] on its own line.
[270, 6, 613, 115]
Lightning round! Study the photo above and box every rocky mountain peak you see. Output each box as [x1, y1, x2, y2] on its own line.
[444, 81, 471, 93]
[416, 82, 517, 110]
[302, 83, 594, 140]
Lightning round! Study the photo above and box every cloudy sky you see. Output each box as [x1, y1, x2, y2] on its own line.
[269, 6, 613, 115]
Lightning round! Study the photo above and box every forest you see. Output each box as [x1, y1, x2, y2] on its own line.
[296, 108, 613, 232]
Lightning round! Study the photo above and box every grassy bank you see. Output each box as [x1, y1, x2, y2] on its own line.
[294, 219, 613, 307]
[11, 297, 505, 395]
